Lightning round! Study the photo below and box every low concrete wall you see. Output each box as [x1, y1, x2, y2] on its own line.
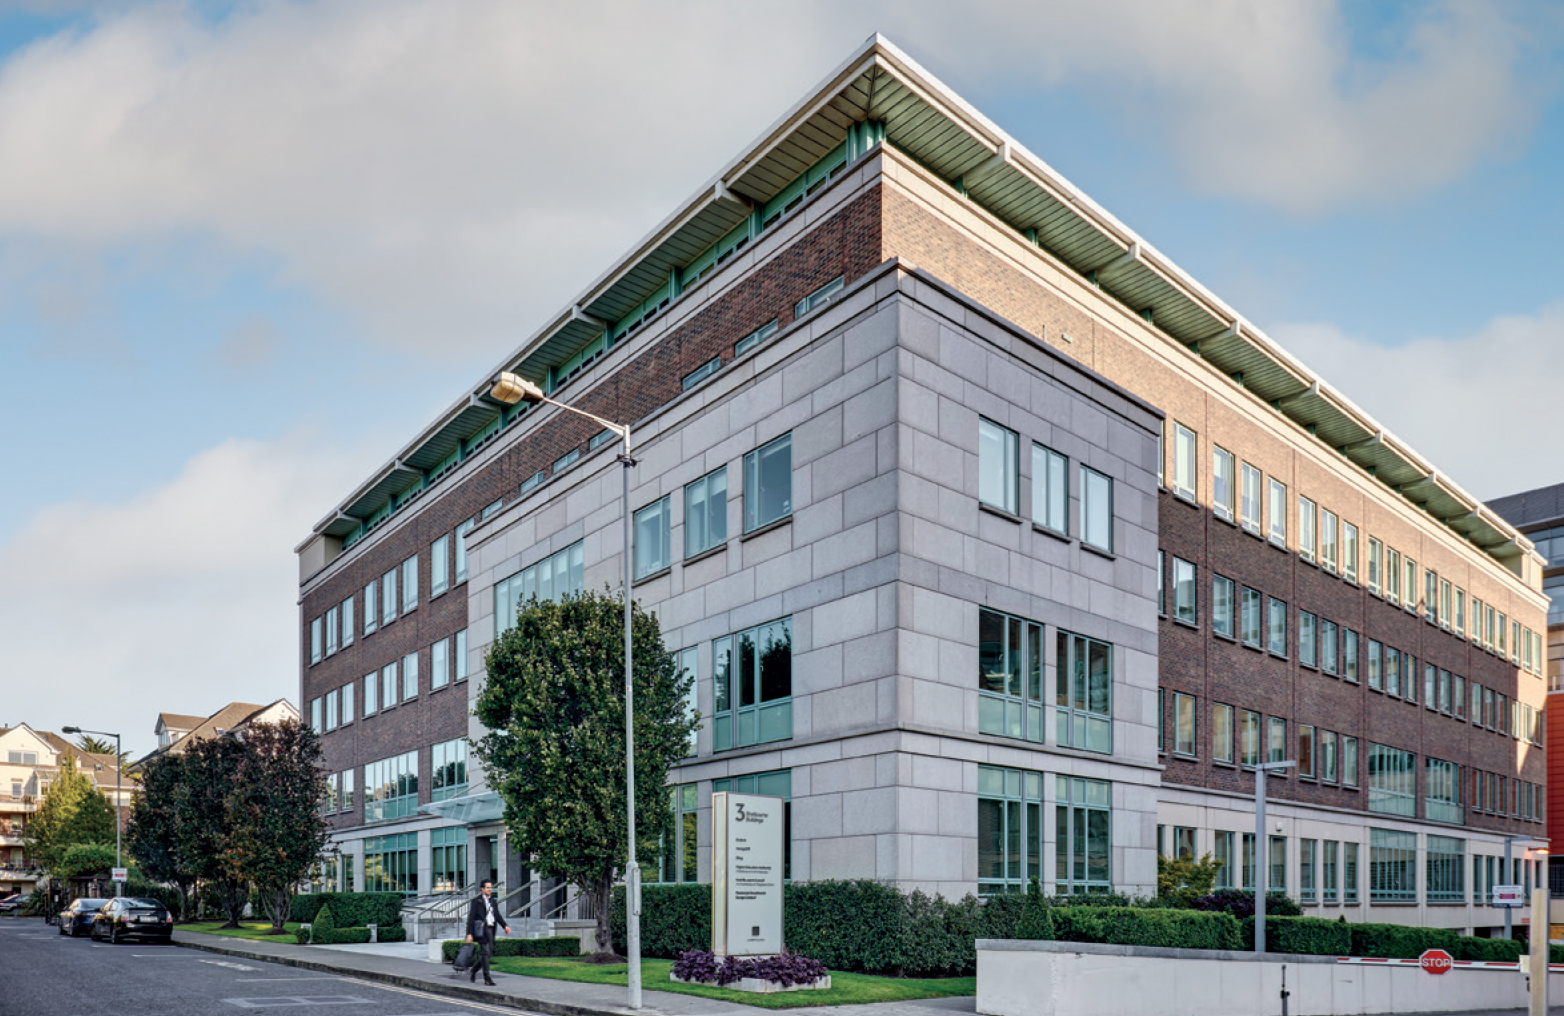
[977, 940, 1561, 1016]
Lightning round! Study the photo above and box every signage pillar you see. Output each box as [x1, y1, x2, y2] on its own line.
[711, 792, 784, 957]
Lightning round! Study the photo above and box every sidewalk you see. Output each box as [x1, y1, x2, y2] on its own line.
[171, 929, 977, 1016]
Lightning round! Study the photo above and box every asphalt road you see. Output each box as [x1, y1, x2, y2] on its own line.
[0, 918, 534, 1016]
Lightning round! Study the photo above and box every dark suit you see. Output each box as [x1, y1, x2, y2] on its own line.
[466, 893, 508, 983]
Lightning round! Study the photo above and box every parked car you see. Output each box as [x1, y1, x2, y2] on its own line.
[58, 898, 110, 937]
[90, 898, 173, 944]
[0, 892, 23, 913]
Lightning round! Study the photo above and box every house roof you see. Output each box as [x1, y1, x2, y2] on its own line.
[156, 712, 205, 732]
[133, 699, 298, 767]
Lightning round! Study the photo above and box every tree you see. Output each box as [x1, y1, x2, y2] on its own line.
[75, 735, 131, 768]
[222, 719, 329, 934]
[23, 755, 116, 874]
[126, 752, 200, 920]
[474, 588, 697, 957]
[173, 735, 250, 928]
[1157, 852, 1225, 907]
[54, 842, 120, 881]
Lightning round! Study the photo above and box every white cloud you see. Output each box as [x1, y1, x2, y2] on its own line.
[1270, 304, 1564, 501]
[0, 433, 377, 759]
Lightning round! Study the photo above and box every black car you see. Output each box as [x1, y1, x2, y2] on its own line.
[90, 897, 173, 944]
[58, 898, 111, 937]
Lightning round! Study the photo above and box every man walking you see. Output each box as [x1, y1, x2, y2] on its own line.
[465, 879, 509, 986]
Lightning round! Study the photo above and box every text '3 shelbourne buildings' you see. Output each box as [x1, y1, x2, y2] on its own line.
[294, 37, 1548, 933]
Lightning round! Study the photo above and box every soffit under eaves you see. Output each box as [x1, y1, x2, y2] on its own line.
[342, 464, 419, 519]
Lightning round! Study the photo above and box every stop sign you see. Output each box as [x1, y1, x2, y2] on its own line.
[1420, 948, 1454, 975]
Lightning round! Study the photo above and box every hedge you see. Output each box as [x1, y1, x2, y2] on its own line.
[290, 892, 404, 928]
[1241, 916, 1352, 954]
[1053, 907, 1241, 951]
[440, 935, 581, 961]
[295, 923, 410, 946]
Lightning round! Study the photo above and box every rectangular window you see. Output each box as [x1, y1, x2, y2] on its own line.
[1321, 729, 1338, 782]
[734, 319, 779, 356]
[494, 541, 585, 636]
[1343, 629, 1358, 683]
[401, 652, 418, 701]
[340, 681, 354, 724]
[402, 555, 418, 613]
[1268, 716, 1287, 765]
[1385, 548, 1400, 605]
[1385, 648, 1400, 698]
[431, 826, 466, 893]
[381, 568, 397, 625]
[1212, 446, 1235, 520]
[712, 617, 793, 750]
[1241, 587, 1263, 647]
[1172, 557, 1195, 624]
[1439, 669, 1452, 714]
[363, 672, 377, 715]
[1344, 842, 1359, 903]
[1055, 775, 1112, 894]
[978, 608, 1045, 742]
[1268, 478, 1287, 546]
[363, 752, 419, 824]
[363, 831, 419, 895]
[1323, 840, 1339, 903]
[1453, 674, 1465, 720]
[1174, 693, 1196, 756]
[1298, 724, 1315, 777]
[1243, 833, 1257, 890]
[683, 467, 729, 560]
[1214, 830, 1235, 889]
[653, 784, 701, 883]
[1425, 757, 1462, 825]
[455, 518, 473, 583]
[325, 689, 338, 731]
[681, 355, 721, 391]
[1298, 496, 1317, 563]
[1424, 664, 1438, 710]
[454, 628, 468, 682]
[1213, 703, 1234, 763]
[1342, 522, 1358, 582]
[381, 663, 397, 712]
[1439, 579, 1452, 629]
[1367, 639, 1382, 690]
[1212, 575, 1234, 638]
[1425, 570, 1438, 623]
[1300, 838, 1317, 903]
[1320, 620, 1338, 675]
[794, 275, 844, 316]
[1321, 510, 1338, 573]
[553, 448, 580, 472]
[431, 738, 468, 802]
[634, 495, 671, 579]
[1368, 743, 1416, 816]
[1056, 630, 1113, 753]
[1299, 611, 1317, 668]
[1367, 537, 1381, 593]
[744, 432, 793, 531]
[1172, 423, 1197, 502]
[589, 427, 616, 451]
[483, 498, 503, 521]
[310, 697, 322, 734]
[977, 765, 1044, 895]
[311, 617, 323, 664]
[1241, 710, 1261, 767]
[1241, 462, 1262, 535]
[1032, 444, 1067, 532]
[1427, 836, 1465, 903]
[1403, 556, 1416, 613]
[1270, 835, 1287, 894]
[1370, 828, 1417, 903]
[676, 647, 699, 756]
[432, 638, 449, 690]
[978, 419, 1018, 515]
[1173, 827, 1196, 860]
[325, 606, 339, 656]
[341, 768, 355, 811]
[1267, 598, 1287, 656]
[431, 534, 449, 597]
[341, 596, 354, 647]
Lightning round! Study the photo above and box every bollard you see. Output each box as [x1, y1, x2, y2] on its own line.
[300, 922, 312, 944]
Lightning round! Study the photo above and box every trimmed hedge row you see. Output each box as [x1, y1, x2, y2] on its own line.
[440, 936, 581, 962]
[289, 892, 403, 928]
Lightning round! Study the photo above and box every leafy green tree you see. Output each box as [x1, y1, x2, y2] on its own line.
[73, 735, 129, 766]
[222, 719, 329, 934]
[126, 751, 199, 920]
[474, 588, 697, 956]
[54, 842, 120, 881]
[1157, 852, 1225, 907]
[24, 755, 116, 874]
[174, 735, 250, 928]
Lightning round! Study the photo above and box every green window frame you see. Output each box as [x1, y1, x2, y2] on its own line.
[977, 765, 1042, 895]
[978, 418, 1018, 515]
[978, 608, 1044, 741]
[1427, 835, 1465, 903]
[1369, 828, 1416, 903]
[712, 617, 792, 750]
[1055, 775, 1111, 895]
[1056, 630, 1112, 753]
[743, 433, 792, 532]
[634, 496, 671, 579]
[363, 832, 418, 895]
[685, 466, 728, 558]
[1032, 443, 1067, 533]
[364, 750, 418, 822]
[653, 784, 700, 884]
[1368, 743, 1416, 817]
[431, 738, 468, 803]
[431, 827, 466, 893]
[494, 541, 585, 636]
[1425, 757, 1462, 825]
[1080, 465, 1113, 552]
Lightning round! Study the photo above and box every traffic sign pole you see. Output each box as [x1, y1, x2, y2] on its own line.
[1530, 888, 1547, 1016]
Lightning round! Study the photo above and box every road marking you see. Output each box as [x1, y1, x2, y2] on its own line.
[201, 958, 264, 971]
[221, 997, 371, 1009]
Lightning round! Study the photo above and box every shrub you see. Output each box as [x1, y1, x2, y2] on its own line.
[1053, 906, 1241, 951]
[672, 948, 828, 987]
[441, 935, 582, 962]
[610, 883, 710, 958]
[1190, 889, 1301, 920]
[1242, 916, 1351, 954]
[1451, 937, 1522, 962]
[1348, 923, 1455, 960]
[785, 880, 907, 974]
[1157, 853, 1223, 907]
[289, 892, 404, 928]
[1015, 880, 1054, 940]
[312, 903, 337, 937]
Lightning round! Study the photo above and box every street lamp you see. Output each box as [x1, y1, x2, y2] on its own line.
[1503, 835, 1541, 940]
[488, 371, 643, 1009]
[62, 726, 121, 896]
[1253, 759, 1295, 954]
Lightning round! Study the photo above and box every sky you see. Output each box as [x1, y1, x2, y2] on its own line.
[2, 0, 1563, 760]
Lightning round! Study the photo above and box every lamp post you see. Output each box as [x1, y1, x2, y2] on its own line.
[488, 371, 643, 1009]
[1503, 835, 1539, 941]
[1254, 759, 1295, 954]
[62, 726, 121, 896]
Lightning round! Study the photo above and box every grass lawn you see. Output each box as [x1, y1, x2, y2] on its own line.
[487, 955, 975, 1009]
[180, 921, 303, 941]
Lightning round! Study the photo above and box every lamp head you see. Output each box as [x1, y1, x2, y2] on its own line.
[490, 372, 544, 406]
[62, 726, 80, 734]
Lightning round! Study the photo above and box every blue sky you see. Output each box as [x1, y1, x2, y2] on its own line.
[2, 1, 1561, 758]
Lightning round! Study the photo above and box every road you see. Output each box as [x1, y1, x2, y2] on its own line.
[0, 918, 533, 1016]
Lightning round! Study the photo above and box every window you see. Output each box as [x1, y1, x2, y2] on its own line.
[520, 471, 544, 496]
[978, 608, 1045, 741]
[1320, 729, 1337, 782]
[1268, 478, 1287, 546]
[341, 681, 354, 724]
[634, 496, 671, 579]
[431, 535, 449, 597]
[381, 664, 397, 712]
[654, 784, 701, 883]
[712, 617, 792, 750]
[402, 652, 418, 701]
[1428, 837, 1465, 904]
[494, 541, 585, 636]
[1299, 611, 1316, 667]
[1299, 839, 1317, 903]
[1056, 630, 1112, 753]
[1171, 557, 1195, 624]
[1240, 463, 1262, 534]
[714, 769, 792, 879]
[364, 751, 419, 823]
[1321, 510, 1338, 573]
[1267, 598, 1287, 656]
[1242, 833, 1257, 890]
[455, 629, 468, 682]
[1214, 831, 1235, 889]
[1056, 775, 1112, 894]
[363, 832, 418, 895]
[1384, 648, 1400, 697]
[744, 432, 793, 531]
[1213, 703, 1234, 762]
[1212, 576, 1234, 638]
[1404, 556, 1416, 613]
[455, 519, 473, 583]
[677, 647, 699, 755]
[325, 606, 339, 656]
[1453, 674, 1465, 720]
[401, 555, 418, 613]
[1270, 835, 1287, 893]
[553, 448, 580, 472]
[1241, 587, 1263, 646]
[432, 637, 449, 691]
[734, 319, 779, 356]
[1343, 629, 1359, 683]
[1425, 757, 1462, 824]
[1173, 827, 1196, 860]
[978, 419, 1018, 514]
[1157, 552, 1164, 615]
[431, 827, 466, 893]
[1212, 446, 1234, 520]
[1298, 496, 1316, 563]
[1240, 709, 1261, 767]
[1323, 840, 1339, 903]
[1425, 570, 1438, 624]
[341, 768, 355, 811]
[381, 568, 397, 625]
[685, 467, 727, 557]
[1366, 537, 1381, 594]
[482, 498, 503, 521]
[1369, 828, 1416, 903]
[1298, 724, 1315, 777]
[431, 738, 468, 802]
[1342, 522, 1358, 582]
[1385, 548, 1400, 605]
[311, 617, 323, 664]
[1320, 620, 1337, 675]
[1268, 716, 1287, 765]
[1032, 444, 1067, 532]
[1439, 579, 1452, 629]
[1173, 693, 1195, 756]
[977, 765, 1043, 894]
[1368, 743, 1415, 816]
[681, 356, 721, 391]
[1367, 639, 1382, 690]
[794, 275, 843, 316]
[589, 428, 616, 451]
[325, 690, 338, 731]
[1172, 423, 1197, 501]
[363, 672, 378, 714]
[1424, 664, 1438, 711]
[341, 596, 354, 647]
[310, 697, 322, 734]
[1344, 842, 1359, 903]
